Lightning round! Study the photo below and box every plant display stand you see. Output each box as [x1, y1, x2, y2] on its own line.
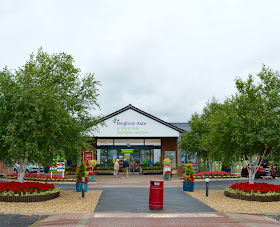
[164, 174, 172, 181]
[88, 175, 96, 182]
[183, 181, 194, 192]
[76, 182, 88, 192]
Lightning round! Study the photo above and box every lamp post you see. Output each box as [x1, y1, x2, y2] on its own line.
[205, 177, 209, 197]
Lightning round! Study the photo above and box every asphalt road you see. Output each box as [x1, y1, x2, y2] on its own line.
[0, 214, 46, 227]
[94, 187, 215, 213]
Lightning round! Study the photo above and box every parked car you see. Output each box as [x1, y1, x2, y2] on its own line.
[241, 162, 276, 179]
[13, 162, 44, 173]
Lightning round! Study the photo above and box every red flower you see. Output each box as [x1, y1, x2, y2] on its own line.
[78, 177, 89, 182]
[88, 172, 97, 176]
[229, 182, 280, 194]
[165, 171, 172, 175]
[0, 182, 55, 195]
[183, 177, 194, 182]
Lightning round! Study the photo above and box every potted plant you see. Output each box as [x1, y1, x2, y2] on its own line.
[164, 171, 172, 181]
[88, 171, 97, 182]
[163, 158, 172, 176]
[183, 162, 194, 192]
[76, 162, 88, 192]
[89, 159, 97, 171]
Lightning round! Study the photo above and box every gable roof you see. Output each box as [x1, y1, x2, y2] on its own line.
[99, 104, 186, 133]
[169, 123, 190, 132]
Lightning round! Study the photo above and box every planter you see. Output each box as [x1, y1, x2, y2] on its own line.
[76, 182, 88, 192]
[183, 181, 194, 192]
[164, 174, 172, 181]
[43, 166, 50, 173]
[88, 175, 96, 182]
[0, 191, 60, 202]
[224, 191, 280, 202]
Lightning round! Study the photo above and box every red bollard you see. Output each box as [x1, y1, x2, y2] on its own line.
[149, 180, 164, 209]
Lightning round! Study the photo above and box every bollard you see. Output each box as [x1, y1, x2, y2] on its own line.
[82, 177, 85, 198]
[205, 177, 209, 197]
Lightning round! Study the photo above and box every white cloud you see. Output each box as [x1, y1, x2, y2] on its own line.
[1, 0, 280, 121]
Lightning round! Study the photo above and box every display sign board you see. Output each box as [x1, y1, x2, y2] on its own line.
[121, 149, 134, 153]
[84, 152, 93, 166]
[50, 161, 65, 172]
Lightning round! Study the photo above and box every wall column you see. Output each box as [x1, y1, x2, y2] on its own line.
[177, 134, 183, 177]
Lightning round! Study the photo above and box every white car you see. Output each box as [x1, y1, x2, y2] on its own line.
[13, 162, 44, 173]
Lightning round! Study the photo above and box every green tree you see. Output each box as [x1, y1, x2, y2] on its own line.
[230, 66, 280, 183]
[0, 48, 101, 182]
[180, 66, 280, 184]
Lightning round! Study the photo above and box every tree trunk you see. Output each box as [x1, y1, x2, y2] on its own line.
[17, 157, 28, 183]
[37, 163, 42, 175]
[248, 155, 255, 184]
[212, 161, 215, 172]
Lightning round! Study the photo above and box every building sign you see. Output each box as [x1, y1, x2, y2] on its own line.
[91, 109, 180, 138]
[121, 149, 134, 153]
[84, 152, 93, 166]
[113, 117, 148, 136]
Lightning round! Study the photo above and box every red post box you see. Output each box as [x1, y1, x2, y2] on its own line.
[149, 180, 164, 209]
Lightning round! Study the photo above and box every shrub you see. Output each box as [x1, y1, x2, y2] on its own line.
[76, 162, 87, 181]
[163, 158, 171, 166]
[89, 160, 97, 167]
[185, 162, 194, 178]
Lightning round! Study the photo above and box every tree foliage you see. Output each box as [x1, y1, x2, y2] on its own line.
[0, 48, 101, 182]
[180, 65, 280, 183]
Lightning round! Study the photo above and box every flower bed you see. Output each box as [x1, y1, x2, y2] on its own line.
[6, 173, 75, 182]
[194, 171, 237, 178]
[224, 182, 280, 202]
[0, 181, 60, 202]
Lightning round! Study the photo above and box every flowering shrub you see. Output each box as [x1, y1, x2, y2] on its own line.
[183, 177, 194, 182]
[0, 181, 56, 196]
[88, 172, 97, 176]
[6, 173, 75, 181]
[77, 177, 89, 182]
[194, 171, 237, 178]
[225, 182, 280, 195]
[165, 171, 172, 175]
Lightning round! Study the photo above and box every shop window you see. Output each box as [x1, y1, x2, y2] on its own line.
[154, 149, 161, 163]
[114, 139, 144, 146]
[140, 149, 154, 164]
[100, 149, 117, 165]
[97, 139, 113, 146]
[181, 151, 197, 164]
[145, 139, 161, 146]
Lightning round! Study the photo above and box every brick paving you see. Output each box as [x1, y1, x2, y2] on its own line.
[35, 213, 280, 227]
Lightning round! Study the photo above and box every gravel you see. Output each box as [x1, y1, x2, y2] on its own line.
[186, 190, 280, 214]
[0, 190, 102, 214]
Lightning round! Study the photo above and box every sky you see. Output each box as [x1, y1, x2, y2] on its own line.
[1, 0, 280, 122]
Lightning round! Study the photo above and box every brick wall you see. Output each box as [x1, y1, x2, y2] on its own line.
[161, 138, 177, 163]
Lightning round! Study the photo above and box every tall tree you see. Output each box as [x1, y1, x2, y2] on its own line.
[0, 48, 101, 182]
[230, 66, 280, 183]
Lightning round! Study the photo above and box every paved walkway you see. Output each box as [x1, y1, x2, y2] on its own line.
[1, 174, 279, 226]
[35, 212, 280, 227]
